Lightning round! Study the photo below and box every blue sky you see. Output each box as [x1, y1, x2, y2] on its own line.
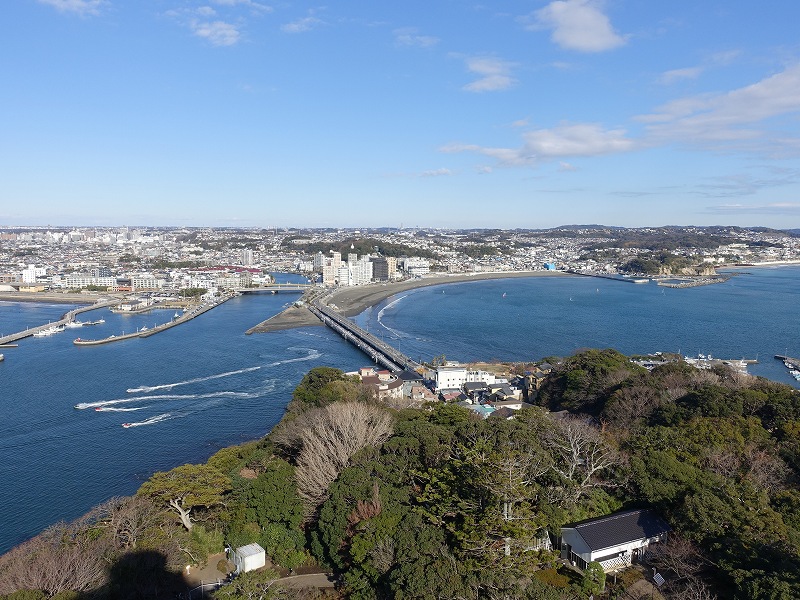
[3, 1, 800, 229]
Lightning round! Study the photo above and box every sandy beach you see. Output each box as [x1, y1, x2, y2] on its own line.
[249, 270, 567, 333]
[0, 291, 110, 304]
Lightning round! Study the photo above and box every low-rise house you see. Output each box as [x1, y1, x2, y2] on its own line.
[488, 383, 519, 400]
[490, 398, 524, 411]
[457, 400, 495, 419]
[463, 381, 488, 399]
[410, 384, 437, 402]
[560, 509, 670, 572]
[232, 543, 266, 574]
[360, 372, 404, 400]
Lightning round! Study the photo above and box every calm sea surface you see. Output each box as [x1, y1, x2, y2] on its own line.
[1, 267, 799, 552]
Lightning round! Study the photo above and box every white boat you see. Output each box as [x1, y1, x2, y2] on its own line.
[0, 353, 4, 362]
[65, 321, 84, 329]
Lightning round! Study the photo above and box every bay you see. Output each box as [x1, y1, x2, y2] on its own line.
[1, 266, 799, 554]
[354, 266, 800, 386]
[0, 280, 365, 554]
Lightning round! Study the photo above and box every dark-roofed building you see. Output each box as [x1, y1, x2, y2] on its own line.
[560, 509, 670, 572]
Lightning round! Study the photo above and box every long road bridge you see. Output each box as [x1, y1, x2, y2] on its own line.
[238, 283, 312, 293]
[309, 300, 420, 372]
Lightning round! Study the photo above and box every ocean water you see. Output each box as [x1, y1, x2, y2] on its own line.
[0, 282, 365, 553]
[1, 267, 799, 553]
[355, 266, 800, 385]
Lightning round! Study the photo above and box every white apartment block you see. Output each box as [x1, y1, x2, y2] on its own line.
[400, 257, 430, 276]
[434, 365, 499, 392]
[131, 276, 164, 290]
[61, 275, 117, 289]
[215, 272, 252, 289]
[22, 264, 47, 283]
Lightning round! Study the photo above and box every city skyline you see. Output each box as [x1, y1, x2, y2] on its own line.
[3, 1, 800, 229]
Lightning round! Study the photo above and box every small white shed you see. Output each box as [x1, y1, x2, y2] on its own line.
[232, 543, 266, 574]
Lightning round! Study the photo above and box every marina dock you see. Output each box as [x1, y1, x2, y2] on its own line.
[0, 298, 120, 346]
[74, 295, 232, 346]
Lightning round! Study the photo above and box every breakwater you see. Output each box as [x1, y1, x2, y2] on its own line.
[74, 296, 232, 345]
[0, 298, 120, 346]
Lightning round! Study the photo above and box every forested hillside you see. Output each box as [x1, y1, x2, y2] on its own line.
[1, 353, 799, 599]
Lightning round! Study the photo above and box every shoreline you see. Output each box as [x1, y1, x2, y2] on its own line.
[0, 292, 110, 305]
[249, 270, 568, 333]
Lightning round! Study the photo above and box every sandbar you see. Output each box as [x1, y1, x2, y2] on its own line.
[249, 270, 567, 333]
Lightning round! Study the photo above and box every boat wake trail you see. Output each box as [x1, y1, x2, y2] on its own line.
[127, 366, 262, 393]
[377, 295, 407, 338]
[122, 413, 173, 428]
[95, 406, 148, 412]
[75, 391, 257, 410]
[266, 348, 322, 367]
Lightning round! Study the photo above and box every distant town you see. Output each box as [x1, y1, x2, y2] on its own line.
[1, 225, 799, 295]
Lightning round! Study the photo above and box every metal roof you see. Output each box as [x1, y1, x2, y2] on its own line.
[564, 509, 670, 551]
[235, 543, 265, 558]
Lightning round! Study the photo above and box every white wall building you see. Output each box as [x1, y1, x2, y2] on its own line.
[434, 364, 499, 391]
[232, 543, 266, 574]
[560, 509, 670, 573]
[21, 264, 46, 284]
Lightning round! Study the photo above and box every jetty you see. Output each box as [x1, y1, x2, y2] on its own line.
[0, 298, 120, 347]
[567, 270, 649, 284]
[74, 295, 232, 346]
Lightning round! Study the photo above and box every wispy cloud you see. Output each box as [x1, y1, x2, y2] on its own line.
[37, 0, 106, 17]
[525, 0, 627, 53]
[462, 57, 517, 92]
[442, 123, 635, 166]
[695, 170, 800, 198]
[658, 67, 703, 85]
[706, 202, 800, 215]
[393, 27, 439, 48]
[281, 15, 324, 34]
[211, 0, 272, 11]
[639, 63, 800, 153]
[657, 49, 741, 85]
[190, 20, 241, 46]
[166, 2, 276, 46]
[420, 168, 453, 177]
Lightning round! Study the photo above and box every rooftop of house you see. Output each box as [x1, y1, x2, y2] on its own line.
[563, 509, 670, 552]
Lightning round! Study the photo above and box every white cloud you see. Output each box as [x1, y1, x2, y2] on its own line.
[695, 169, 800, 198]
[657, 50, 741, 85]
[658, 67, 703, 85]
[420, 168, 453, 177]
[639, 63, 800, 150]
[37, 0, 106, 16]
[529, 0, 627, 52]
[442, 123, 635, 166]
[191, 20, 241, 46]
[394, 28, 439, 48]
[463, 57, 517, 92]
[710, 49, 741, 66]
[212, 0, 272, 10]
[707, 202, 800, 215]
[281, 16, 323, 33]
[197, 6, 217, 17]
[559, 161, 578, 171]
